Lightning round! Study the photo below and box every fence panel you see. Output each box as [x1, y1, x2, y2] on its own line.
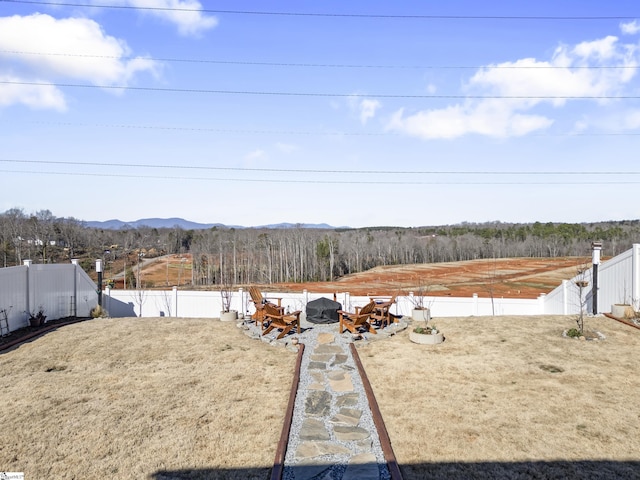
[0, 265, 29, 332]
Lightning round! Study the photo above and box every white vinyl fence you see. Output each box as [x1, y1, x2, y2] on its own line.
[543, 244, 640, 315]
[0, 259, 97, 334]
[104, 287, 546, 320]
[2, 244, 639, 334]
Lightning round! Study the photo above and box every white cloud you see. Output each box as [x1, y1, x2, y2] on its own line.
[359, 98, 381, 124]
[387, 34, 640, 139]
[387, 103, 552, 139]
[620, 20, 640, 35]
[572, 35, 618, 61]
[0, 13, 159, 109]
[96, 0, 217, 36]
[0, 74, 66, 110]
[348, 96, 381, 124]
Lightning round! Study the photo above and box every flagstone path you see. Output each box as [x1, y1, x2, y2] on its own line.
[239, 315, 408, 480]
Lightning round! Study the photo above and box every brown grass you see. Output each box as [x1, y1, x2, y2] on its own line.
[0, 318, 295, 479]
[358, 315, 640, 479]
[3, 314, 639, 479]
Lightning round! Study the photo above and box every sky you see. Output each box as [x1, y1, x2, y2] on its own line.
[1, 0, 640, 228]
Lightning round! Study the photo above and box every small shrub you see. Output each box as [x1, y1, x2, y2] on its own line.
[91, 305, 108, 318]
[566, 328, 581, 338]
[413, 325, 437, 335]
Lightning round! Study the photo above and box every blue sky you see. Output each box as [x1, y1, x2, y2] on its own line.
[1, 0, 640, 228]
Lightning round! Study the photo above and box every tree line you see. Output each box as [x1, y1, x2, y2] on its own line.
[1, 208, 638, 287]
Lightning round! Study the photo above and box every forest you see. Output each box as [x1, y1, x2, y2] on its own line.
[1, 208, 638, 287]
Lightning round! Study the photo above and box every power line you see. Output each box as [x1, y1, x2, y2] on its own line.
[13, 120, 640, 137]
[2, 1, 637, 20]
[3, 50, 638, 70]
[3, 80, 640, 100]
[2, 159, 639, 176]
[2, 169, 639, 185]
[19, 121, 393, 136]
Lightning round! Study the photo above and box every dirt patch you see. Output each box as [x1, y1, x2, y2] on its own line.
[108, 255, 588, 299]
[272, 257, 589, 298]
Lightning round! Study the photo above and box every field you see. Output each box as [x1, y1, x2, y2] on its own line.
[1, 314, 639, 479]
[115, 254, 587, 298]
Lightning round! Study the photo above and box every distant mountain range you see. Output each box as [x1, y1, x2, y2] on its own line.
[85, 218, 343, 230]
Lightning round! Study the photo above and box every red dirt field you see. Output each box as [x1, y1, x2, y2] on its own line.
[129, 255, 590, 299]
[272, 257, 590, 298]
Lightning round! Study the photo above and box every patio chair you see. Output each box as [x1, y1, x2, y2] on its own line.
[262, 303, 301, 340]
[249, 286, 283, 329]
[338, 300, 377, 335]
[370, 295, 397, 329]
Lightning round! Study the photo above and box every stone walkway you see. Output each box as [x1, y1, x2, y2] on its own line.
[238, 314, 408, 480]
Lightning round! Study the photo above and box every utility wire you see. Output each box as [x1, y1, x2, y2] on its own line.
[1, 1, 637, 20]
[3, 80, 640, 99]
[2, 50, 638, 70]
[2, 159, 638, 176]
[2, 169, 639, 185]
[18, 121, 393, 136]
[13, 120, 640, 137]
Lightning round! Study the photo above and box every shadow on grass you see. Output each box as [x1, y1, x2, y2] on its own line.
[153, 459, 640, 480]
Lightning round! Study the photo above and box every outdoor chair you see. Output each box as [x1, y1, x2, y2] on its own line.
[338, 300, 377, 335]
[262, 303, 301, 340]
[249, 285, 283, 330]
[370, 295, 397, 329]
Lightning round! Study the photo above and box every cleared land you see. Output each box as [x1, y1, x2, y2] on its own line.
[0, 318, 295, 479]
[127, 255, 588, 298]
[276, 257, 588, 297]
[358, 315, 640, 479]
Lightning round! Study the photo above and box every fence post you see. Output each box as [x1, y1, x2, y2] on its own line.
[538, 293, 546, 314]
[472, 293, 478, 316]
[23, 259, 32, 322]
[633, 244, 640, 310]
[172, 286, 178, 317]
[562, 279, 569, 315]
[71, 259, 80, 318]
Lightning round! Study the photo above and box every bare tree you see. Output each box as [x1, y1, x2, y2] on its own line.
[573, 264, 591, 335]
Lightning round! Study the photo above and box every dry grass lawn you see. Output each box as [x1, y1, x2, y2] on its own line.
[358, 315, 640, 479]
[0, 317, 295, 479]
[3, 314, 638, 479]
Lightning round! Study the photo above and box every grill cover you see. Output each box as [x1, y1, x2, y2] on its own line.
[305, 297, 342, 324]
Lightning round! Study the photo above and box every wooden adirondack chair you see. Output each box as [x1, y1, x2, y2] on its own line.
[249, 286, 283, 329]
[338, 300, 377, 335]
[262, 303, 301, 340]
[370, 295, 397, 328]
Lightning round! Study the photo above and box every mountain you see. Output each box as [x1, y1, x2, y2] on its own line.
[84, 218, 343, 230]
[254, 222, 339, 229]
[85, 218, 225, 230]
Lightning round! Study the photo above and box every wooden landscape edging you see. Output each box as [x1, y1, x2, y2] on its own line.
[604, 313, 640, 331]
[350, 343, 404, 480]
[0, 318, 89, 352]
[270, 343, 305, 480]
